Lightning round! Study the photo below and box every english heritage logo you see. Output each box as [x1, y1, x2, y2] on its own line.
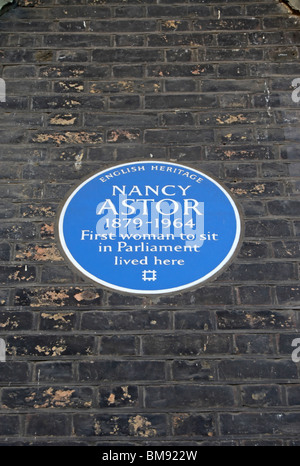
[58, 161, 242, 295]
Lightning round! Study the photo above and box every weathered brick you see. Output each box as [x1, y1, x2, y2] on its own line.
[6, 335, 96, 357]
[73, 413, 166, 438]
[15, 243, 63, 262]
[0, 265, 36, 284]
[2, 386, 94, 409]
[0, 0, 300, 446]
[39, 311, 76, 331]
[0, 311, 34, 331]
[99, 386, 139, 408]
[216, 310, 296, 330]
[240, 385, 282, 407]
[14, 287, 103, 307]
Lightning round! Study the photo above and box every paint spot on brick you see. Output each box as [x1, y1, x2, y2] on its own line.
[128, 415, 157, 437]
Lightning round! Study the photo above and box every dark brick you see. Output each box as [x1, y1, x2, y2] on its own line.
[2, 386, 93, 409]
[0, 243, 10, 261]
[160, 112, 196, 126]
[276, 286, 300, 305]
[53, 81, 84, 93]
[145, 385, 234, 409]
[235, 285, 273, 305]
[174, 311, 214, 330]
[148, 33, 204, 48]
[32, 95, 105, 110]
[221, 262, 297, 282]
[14, 287, 103, 307]
[278, 334, 300, 356]
[286, 386, 300, 406]
[171, 360, 217, 382]
[217, 63, 247, 77]
[26, 413, 71, 436]
[0, 311, 34, 331]
[166, 49, 192, 62]
[205, 145, 276, 161]
[0, 415, 20, 436]
[147, 5, 211, 17]
[147, 64, 215, 78]
[0, 265, 36, 284]
[93, 48, 163, 64]
[44, 34, 111, 48]
[85, 112, 157, 128]
[0, 222, 37, 240]
[90, 19, 157, 33]
[81, 310, 170, 331]
[194, 18, 260, 31]
[73, 413, 166, 438]
[234, 334, 275, 355]
[112, 65, 144, 78]
[6, 335, 96, 357]
[144, 129, 214, 145]
[268, 200, 300, 216]
[142, 334, 232, 356]
[100, 336, 138, 356]
[0, 362, 30, 384]
[145, 94, 217, 110]
[99, 386, 139, 408]
[79, 361, 166, 382]
[218, 359, 298, 381]
[35, 362, 73, 383]
[39, 311, 76, 331]
[52, 6, 111, 19]
[220, 413, 300, 436]
[216, 310, 296, 330]
[107, 128, 141, 143]
[41, 265, 75, 283]
[39, 64, 110, 79]
[241, 385, 282, 407]
[245, 220, 292, 238]
[238, 241, 269, 259]
[171, 413, 215, 437]
[272, 241, 300, 259]
[109, 95, 140, 110]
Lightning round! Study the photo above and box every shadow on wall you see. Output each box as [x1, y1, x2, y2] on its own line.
[0, 0, 15, 17]
[281, 0, 300, 14]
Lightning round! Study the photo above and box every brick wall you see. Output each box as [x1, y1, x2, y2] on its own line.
[0, 0, 300, 446]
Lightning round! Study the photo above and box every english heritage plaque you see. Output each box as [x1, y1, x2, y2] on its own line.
[58, 161, 242, 295]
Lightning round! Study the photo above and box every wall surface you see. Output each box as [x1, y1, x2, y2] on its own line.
[0, 0, 300, 446]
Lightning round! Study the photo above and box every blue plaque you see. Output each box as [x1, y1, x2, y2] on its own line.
[58, 161, 242, 294]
